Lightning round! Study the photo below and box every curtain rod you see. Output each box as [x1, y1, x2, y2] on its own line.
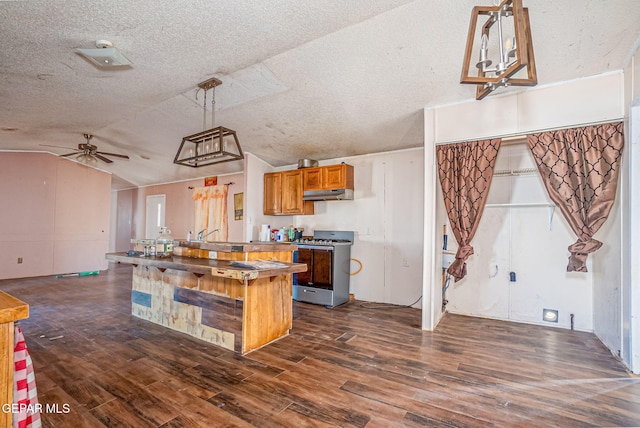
[187, 182, 234, 190]
[434, 118, 623, 146]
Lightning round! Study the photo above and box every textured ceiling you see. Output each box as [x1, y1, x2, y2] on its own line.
[1, 0, 640, 189]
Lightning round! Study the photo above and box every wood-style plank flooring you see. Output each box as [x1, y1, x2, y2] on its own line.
[1, 263, 639, 427]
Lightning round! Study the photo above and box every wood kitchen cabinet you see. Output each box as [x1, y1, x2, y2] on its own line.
[264, 170, 314, 215]
[263, 172, 282, 215]
[302, 163, 354, 191]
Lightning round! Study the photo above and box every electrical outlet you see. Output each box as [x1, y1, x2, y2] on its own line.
[402, 258, 409, 267]
[17, 257, 23, 264]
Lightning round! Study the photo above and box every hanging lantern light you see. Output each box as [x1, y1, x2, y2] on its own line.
[174, 77, 243, 167]
[460, 0, 537, 100]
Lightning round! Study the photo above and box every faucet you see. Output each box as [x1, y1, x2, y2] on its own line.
[197, 228, 220, 241]
[196, 229, 207, 241]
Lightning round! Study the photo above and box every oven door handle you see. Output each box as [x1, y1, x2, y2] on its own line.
[296, 245, 335, 251]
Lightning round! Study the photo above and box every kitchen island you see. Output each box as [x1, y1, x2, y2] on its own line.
[106, 240, 305, 354]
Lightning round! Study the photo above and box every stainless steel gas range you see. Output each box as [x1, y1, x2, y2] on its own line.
[292, 230, 354, 307]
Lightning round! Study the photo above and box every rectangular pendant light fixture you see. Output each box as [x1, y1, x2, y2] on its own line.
[460, 0, 537, 100]
[174, 77, 244, 168]
[174, 126, 243, 168]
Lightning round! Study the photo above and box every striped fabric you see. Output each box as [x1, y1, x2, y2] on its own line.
[13, 324, 41, 428]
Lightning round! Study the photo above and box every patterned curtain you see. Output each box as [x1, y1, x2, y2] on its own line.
[527, 122, 624, 272]
[437, 139, 501, 281]
[192, 185, 229, 241]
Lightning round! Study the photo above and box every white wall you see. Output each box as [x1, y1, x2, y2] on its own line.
[592, 159, 624, 354]
[626, 101, 640, 373]
[433, 72, 623, 143]
[619, 46, 640, 373]
[423, 109, 438, 329]
[0, 152, 111, 279]
[242, 152, 284, 242]
[290, 149, 424, 307]
[424, 72, 625, 332]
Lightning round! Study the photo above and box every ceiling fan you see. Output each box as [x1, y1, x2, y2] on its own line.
[42, 134, 130, 164]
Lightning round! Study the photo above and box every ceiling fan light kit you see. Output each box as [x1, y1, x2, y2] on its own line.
[460, 0, 537, 100]
[75, 40, 132, 68]
[75, 153, 98, 164]
[174, 77, 244, 168]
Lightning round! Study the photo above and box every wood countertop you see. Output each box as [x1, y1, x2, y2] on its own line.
[106, 252, 306, 281]
[0, 291, 29, 324]
[176, 240, 296, 252]
[0, 292, 28, 428]
[131, 239, 295, 252]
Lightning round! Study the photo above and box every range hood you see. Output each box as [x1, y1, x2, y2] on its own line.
[303, 188, 354, 201]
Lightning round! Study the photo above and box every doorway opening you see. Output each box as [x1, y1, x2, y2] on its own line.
[145, 194, 166, 239]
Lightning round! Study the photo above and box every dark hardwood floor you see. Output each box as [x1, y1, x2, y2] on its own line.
[1, 263, 639, 427]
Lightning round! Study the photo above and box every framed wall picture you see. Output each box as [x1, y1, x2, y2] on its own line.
[234, 193, 243, 220]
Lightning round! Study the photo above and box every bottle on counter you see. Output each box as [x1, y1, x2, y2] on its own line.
[259, 224, 270, 242]
[156, 226, 174, 257]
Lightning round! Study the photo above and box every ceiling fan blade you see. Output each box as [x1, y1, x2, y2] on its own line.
[94, 153, 114, 163]
[96, 151, 129, 159]
[91, 134, 127, 147]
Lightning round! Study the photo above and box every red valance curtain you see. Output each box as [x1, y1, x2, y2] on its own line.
[437, 139, 501, 281]
[527, 122, 624, 272]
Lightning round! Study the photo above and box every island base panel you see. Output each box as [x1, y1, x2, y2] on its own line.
[131, 265, 292, 354]
[243, 274, 292, 352]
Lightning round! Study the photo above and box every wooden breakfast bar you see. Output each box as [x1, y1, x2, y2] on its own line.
[106, 240, 306, 355]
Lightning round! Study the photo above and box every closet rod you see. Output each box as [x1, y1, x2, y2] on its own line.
[187, 182, 234, 190]
[485, 203, 555, 208]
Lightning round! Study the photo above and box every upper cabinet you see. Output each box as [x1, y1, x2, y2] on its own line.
[302, 164, 354, 191]
[264, 170, 314, 216]
[264, 163, 354, 216]
[281, 170, 314, 215]
[263, 171, 282, 216]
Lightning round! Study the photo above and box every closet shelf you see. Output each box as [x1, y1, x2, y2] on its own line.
[494, 168, 538, 176]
